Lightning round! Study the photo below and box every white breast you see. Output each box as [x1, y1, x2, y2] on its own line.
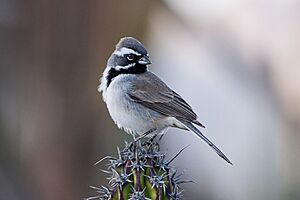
[102, 74, 163, 135]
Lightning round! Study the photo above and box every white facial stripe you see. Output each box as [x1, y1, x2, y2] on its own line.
[98, 66, 110, 101]
[113, 47, 141, 57]
[114, 63, 136, 70]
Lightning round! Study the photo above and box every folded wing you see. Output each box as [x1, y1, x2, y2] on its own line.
[128, 72, 205, 127]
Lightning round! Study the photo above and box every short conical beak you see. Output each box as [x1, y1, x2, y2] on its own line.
[138, 55, 152, 65]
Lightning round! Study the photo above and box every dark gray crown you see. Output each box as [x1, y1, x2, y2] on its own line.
[116, 37, 148, 55]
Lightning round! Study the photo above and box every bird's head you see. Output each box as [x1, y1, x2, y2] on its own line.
[108, 37, 151, 71]
[99, 37, 152, 96]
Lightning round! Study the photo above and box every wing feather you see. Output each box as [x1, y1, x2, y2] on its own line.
[128, 72, 204, 127]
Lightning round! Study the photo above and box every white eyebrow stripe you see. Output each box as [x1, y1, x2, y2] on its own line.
[113, 47, 141, 57]
[114, 63, 136, 70]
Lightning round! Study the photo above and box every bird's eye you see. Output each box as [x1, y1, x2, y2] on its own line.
[126, 54, 134, 61]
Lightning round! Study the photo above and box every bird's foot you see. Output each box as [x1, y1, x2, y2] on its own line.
[133, 128, 157, 142]
[130, 128, 157, 153]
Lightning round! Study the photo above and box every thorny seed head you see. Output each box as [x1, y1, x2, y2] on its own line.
[89, 137, 189, 199]
[146, 172, 167, 190]
[107, 158, 124, 169]
[168, 187, 184, 200]
[86, 186, 112, 200]
[109, 169, 132, 187]
[154, 155, 170, 171]
[129, 187, 151, 200]
[129, 159, 146, 171]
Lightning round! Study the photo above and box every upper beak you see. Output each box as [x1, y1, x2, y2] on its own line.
[138, 55, 152, 65]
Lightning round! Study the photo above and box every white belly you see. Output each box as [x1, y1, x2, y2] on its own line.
[104, 75, 162, 135]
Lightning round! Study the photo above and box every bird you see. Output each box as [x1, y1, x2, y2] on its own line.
[99, 37, 232, 164]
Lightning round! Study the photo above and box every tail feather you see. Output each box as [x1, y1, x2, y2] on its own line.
[193, 120, 205, 128]
[181, 121, 232, 165]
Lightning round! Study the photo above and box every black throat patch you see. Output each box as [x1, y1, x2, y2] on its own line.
[106, 64, 147, 88]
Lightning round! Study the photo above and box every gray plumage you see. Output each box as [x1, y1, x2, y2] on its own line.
[99, 37, 232, 164]
[128, 72, 204, 128]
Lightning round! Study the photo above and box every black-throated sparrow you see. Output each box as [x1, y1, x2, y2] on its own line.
[99, 37, 232, 164]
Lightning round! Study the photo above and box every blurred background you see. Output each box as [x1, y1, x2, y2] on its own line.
[1, 0, 300, 199]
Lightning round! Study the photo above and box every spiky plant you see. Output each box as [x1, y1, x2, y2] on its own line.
[87, 138, 189, 200]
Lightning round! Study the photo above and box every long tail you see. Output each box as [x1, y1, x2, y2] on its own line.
[180, 121, 232, 165]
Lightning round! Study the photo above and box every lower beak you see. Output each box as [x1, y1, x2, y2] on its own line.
[138, 55, 152, 65]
